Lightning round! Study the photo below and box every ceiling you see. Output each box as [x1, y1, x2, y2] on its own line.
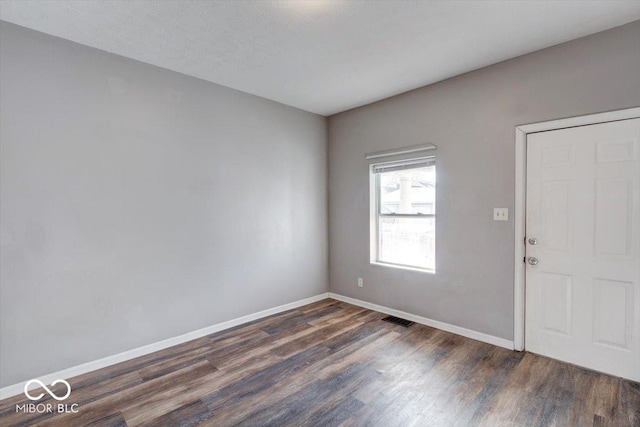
[1, 1, 639, 116]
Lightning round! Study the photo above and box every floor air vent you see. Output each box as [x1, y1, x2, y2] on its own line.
[381, 315, 415, 327]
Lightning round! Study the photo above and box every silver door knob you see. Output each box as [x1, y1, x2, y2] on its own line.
[528, 237, 538, 245]
[528, 257, 539, 265]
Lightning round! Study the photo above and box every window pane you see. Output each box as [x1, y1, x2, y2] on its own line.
[379, 216, 435, 270]
[379, 166, 435, 214]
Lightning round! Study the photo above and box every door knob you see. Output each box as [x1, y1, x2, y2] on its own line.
[528, 237, 538, 245]
[528, 257, 539, 265]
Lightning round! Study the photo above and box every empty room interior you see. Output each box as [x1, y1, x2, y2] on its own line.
[1, 1, 640, 426]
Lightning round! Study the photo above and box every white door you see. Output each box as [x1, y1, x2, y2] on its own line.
[525, 118, 640, 382]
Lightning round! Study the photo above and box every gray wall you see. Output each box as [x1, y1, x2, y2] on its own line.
[0, 22, 328, 387]
[328, 21, 640, 341]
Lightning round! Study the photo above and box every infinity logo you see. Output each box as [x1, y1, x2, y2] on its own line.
[23, 379, 71, 401]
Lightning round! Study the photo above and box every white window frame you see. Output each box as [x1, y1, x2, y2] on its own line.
[369, 156, 436, 273]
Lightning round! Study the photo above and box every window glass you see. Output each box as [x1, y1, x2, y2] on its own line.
[372, 160, 436, 272]
[379, 167, 435, 215]
[379, 216, 435, 270]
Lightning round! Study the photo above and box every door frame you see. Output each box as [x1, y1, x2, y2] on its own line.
[513, 106, 640, 351]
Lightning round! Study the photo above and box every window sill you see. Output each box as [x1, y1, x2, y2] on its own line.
[370, 261, 436, 275]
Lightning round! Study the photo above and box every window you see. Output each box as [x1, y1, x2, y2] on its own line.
[370, 157, 436, 272]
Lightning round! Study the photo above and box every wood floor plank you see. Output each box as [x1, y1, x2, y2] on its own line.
[363, 335, 481, 427]
[414, 341, 501, 426]
[136, 346, 213, 381]
[300, 395, 365, 427]
[269, 320, 364, 359]
[83, 412, 128, 427]
[2, 298, 639, 427]
[297, 298, 341, 313]
[74, 336, 213, 390]
[136, 400, 210, 427]
[260, 304, 344, 335]
[352, 328, 448, 405]
[234, 363, 377, 427]
[206, 325, 270, 348]
[207, 322, 316, 369]
[307, 305, 368, 328]
[201, 320, 393, 424]
[565, 368, 611, 427]
[121, 352, 284, 426]
[34, 361, 217, 427]
[199, 359, 320, 425]
[201, 343, 333, 412]
[205, 309, 302, 340]
[618, 379, 640, 426]
[536, 362, 579, 426]
[474, 352, 554, 426]
[587, 374, 622, 427]
[0, 371, 143, 427]
[313, 328, 402, 380]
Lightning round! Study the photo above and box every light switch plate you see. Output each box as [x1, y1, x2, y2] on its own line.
[493, 208, 509, 221]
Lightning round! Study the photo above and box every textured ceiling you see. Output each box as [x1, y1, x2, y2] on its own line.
[1, 1, 639, 116]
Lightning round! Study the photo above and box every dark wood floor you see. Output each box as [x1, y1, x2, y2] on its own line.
[1, 299, 639, 427]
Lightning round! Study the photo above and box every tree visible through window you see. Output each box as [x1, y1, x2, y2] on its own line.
[371, 158, 435, 271]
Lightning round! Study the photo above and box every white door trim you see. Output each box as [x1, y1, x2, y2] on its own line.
[513, 107, 640, 351]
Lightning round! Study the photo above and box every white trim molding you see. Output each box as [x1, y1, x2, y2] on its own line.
[2, 290, 520, 400]
[513, 106, 640, 352]
[329, 293, 514, 350]
[0, 293, 329, 400]
[365, 143, 437, 160]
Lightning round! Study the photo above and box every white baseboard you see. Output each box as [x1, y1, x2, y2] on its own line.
[1, 291, 515, 400]
[0, 292, 330, 400]
[329, 293, 514, 351]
